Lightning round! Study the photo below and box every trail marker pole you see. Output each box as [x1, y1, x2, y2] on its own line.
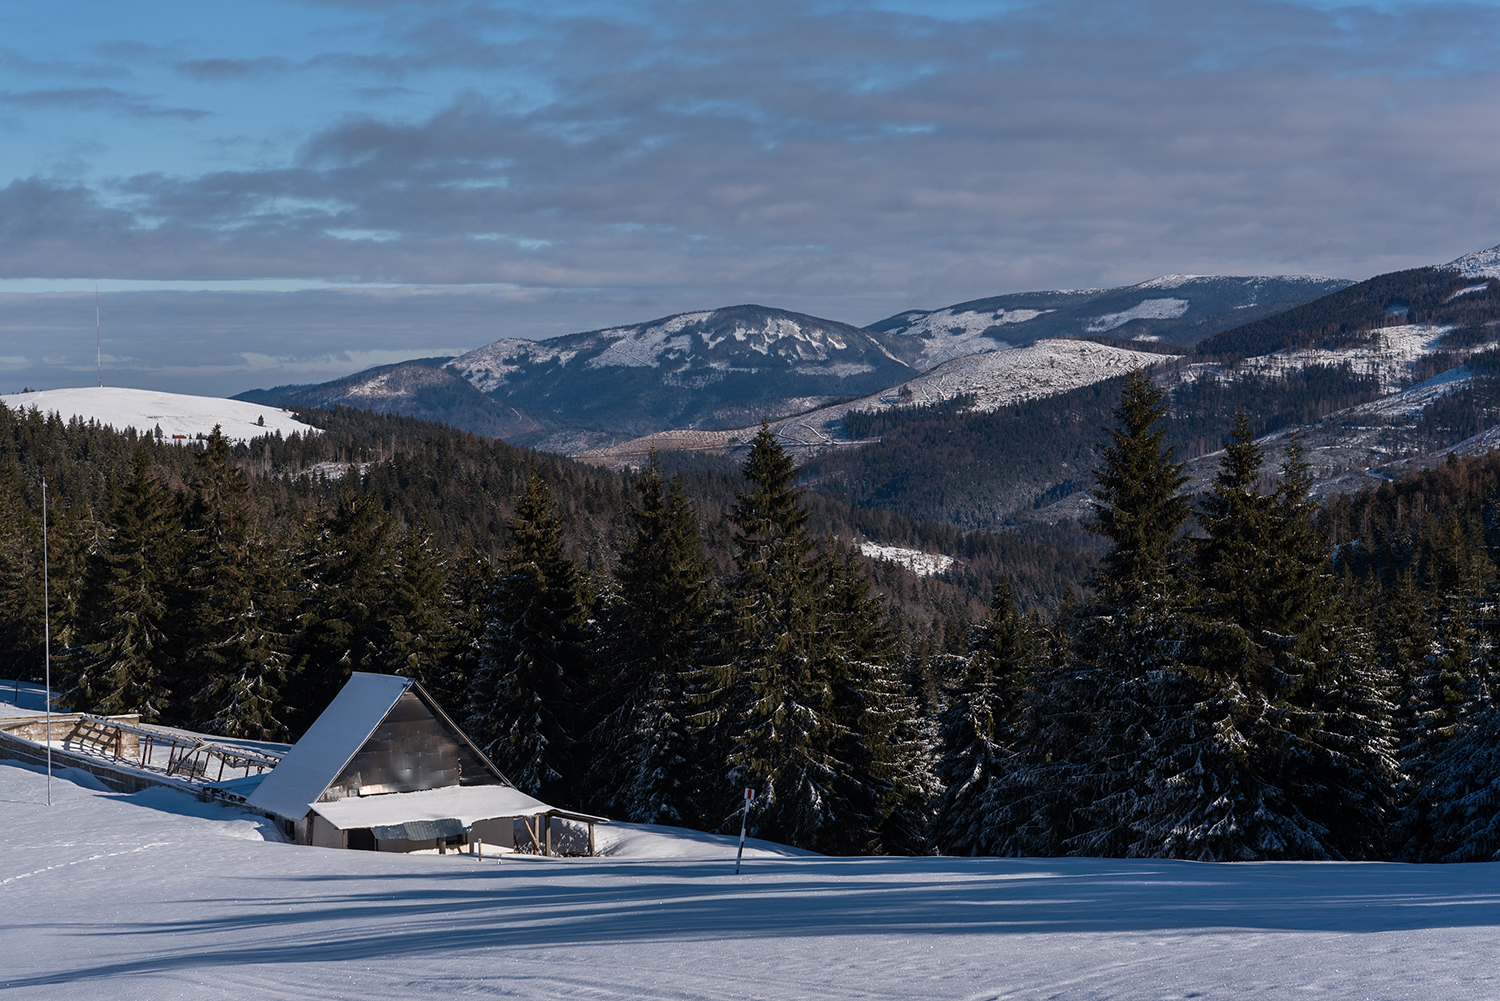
[735, 787, 754, 875]
[42, 478, 52, 807]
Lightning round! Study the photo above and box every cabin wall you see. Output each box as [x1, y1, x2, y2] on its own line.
[310, 814, 344, 849]
[471, 817, 515, 849]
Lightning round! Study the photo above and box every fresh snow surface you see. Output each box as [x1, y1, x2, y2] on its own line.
[1449, 283, 1492, 300]
[7, 762, 1500, 1000]
[0, 387, 317, 444]
[1187, 323, 1457, 394]
[890, 307, 1043, 371]
[1086, 297, 1190, 333]
[1347, 364, 1473, 420]
[1447, 244, 1500, 279]
[858, 542, 954, 577]
[860, 338, 1168, 416]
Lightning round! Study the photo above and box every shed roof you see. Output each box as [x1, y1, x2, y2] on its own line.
[310, 783, 558, 829]
[246, 673, 512, 822]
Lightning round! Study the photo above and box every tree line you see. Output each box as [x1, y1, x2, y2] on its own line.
[7, 378, 1500, 860]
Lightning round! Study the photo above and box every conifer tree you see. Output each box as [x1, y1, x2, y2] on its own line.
[593, 458, 717, 827]
[933, 578, 1032, 855]
[0, 457, 43, 683]
[715, 425, 908, 853]
[385, 528, 462, 692]
[469, 467, 589, 806]
[286, 482, 398, 731]
[1394, 706, 1500, 861]
[64, 447, 185, 721]
[183, 427, 292, 739]
[1033, 369, 1199, 857]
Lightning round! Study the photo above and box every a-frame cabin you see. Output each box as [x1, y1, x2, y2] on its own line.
[246, 673, 605, 855]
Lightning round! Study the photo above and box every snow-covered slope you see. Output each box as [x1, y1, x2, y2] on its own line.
[1447, 243, 1500, 279]
[577, 338, 1171, 467]
[869, 274, 1352, 362]
[6, 761, 1500, 1000]
[439, 304, 916, 449]
[0, 387, 317, 443]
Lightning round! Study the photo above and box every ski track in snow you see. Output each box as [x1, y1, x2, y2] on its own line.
[5, 761, 1500, 999]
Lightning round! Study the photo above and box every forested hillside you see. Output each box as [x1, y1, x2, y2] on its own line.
[9, 375, 1500, 862]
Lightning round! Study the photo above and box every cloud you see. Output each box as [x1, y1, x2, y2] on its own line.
[175, 57, 290, 81]
[0, 87, 210, 120]
[3, 0, 1500, 336]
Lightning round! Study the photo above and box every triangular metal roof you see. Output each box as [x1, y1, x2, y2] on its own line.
[245, 672, 511, 822]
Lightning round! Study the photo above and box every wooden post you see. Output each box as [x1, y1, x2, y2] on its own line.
[545, 815, 553, 857]
[735, 787, 754, 875]
[588, 822, 596, 857]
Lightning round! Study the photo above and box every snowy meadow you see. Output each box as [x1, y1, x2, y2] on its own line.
[4, 762, 1499, 1000]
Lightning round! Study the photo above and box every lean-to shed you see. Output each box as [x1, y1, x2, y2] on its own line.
[245, 673, 605, 855]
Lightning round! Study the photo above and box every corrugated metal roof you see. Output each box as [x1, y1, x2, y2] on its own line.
[370, 817, 466, 841]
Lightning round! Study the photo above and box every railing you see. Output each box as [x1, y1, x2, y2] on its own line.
[75, 714, 283, 785]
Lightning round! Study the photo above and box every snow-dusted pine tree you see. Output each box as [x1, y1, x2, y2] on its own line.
[183, 427, 293, 740]
[932, 578, 1033, 855]
[715, 425, 912, 853]
[468, 467, 589, 806]
[286, 484, 398, 730]
[592, 457, 716, 828]
[1395, 706, 1500, 861]
[1040, 369, 1198, 857]
[64, 446, 185, 722]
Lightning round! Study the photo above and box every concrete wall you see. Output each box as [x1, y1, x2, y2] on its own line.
[0, 727, 179, 796]
[0, 714, 141, 760]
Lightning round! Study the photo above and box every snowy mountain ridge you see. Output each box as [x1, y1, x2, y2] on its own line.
[445, 305, 905, 395]
[0, 386, 318, 443]
[1446, 243, 1500, 279]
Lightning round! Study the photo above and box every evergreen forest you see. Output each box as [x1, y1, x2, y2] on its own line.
[6, 377, 1500, 862]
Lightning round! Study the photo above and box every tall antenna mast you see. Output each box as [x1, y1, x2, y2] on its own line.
[96, 284, 102, 388]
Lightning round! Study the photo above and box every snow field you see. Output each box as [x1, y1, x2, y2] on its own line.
[5, 762, 1500, 1000]
[858, 542, 955, 577]
[0, 387, 318, 444]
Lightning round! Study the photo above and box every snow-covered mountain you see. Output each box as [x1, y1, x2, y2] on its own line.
[234, 361, 547, 441]
[575, 338, 1173, 468]
[1446, 243, 1500, 279]
[436, 304, 915, 448]
[0, 386, 317, 443]
[867, 274, 1352, 365]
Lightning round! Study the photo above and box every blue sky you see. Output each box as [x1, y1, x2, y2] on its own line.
[2, 0, 1499, 395]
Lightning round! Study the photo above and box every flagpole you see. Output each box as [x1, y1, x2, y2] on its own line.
[43, 477, 52, 807]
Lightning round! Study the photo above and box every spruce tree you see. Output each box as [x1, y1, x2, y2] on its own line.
[385, 528, 462, 694]
[64, 446, 186, 722]
[933, 578, 1032, 855]
[593, 458, 716, 828]
[183, 427, 292, 740]
[715, 425, 908, 853]
[286, 482, 399, 732]
[1040, 369, 1199, 857]
[469, 467, 589, 806]
[0, 457, 43, 683]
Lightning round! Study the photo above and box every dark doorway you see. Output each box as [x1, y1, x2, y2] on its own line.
[347, 827, 376, 851]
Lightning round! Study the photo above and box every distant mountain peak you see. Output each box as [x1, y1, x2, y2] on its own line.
[1446, 244, 1500, 279]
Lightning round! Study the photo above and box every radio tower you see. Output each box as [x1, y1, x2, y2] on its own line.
[96, 284, 102, 387]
